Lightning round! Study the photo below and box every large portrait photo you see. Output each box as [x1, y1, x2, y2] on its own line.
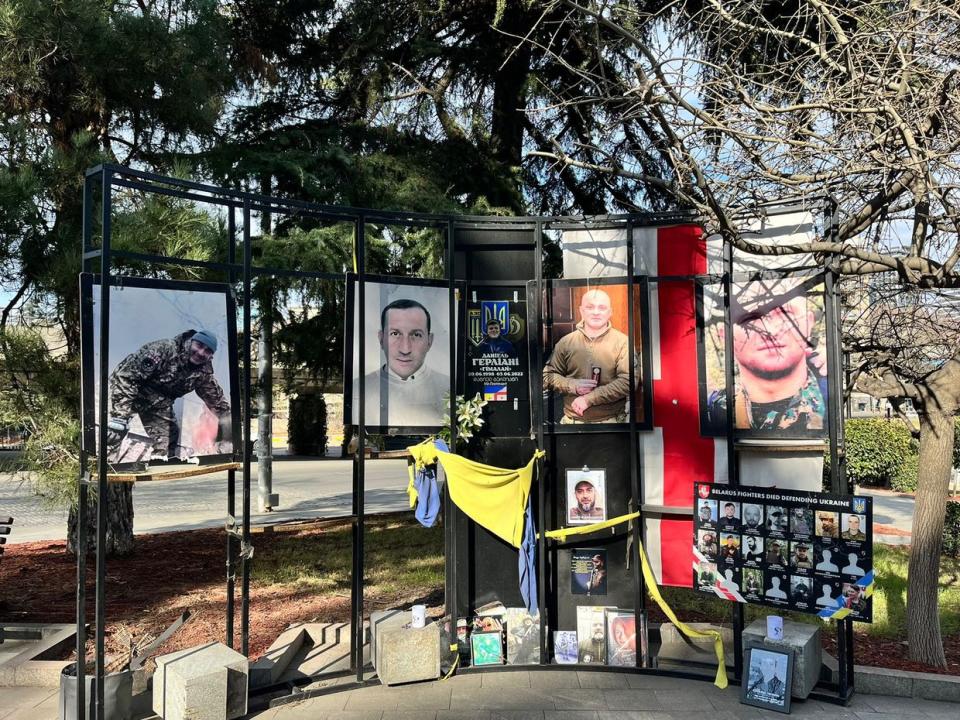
[699, 274, 828, 438]
[531, 277, 650, 431]
[346, 276, 462, 431]
[80, 275, 240, 468]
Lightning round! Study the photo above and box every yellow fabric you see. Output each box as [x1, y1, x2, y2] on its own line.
[542, 512, 728, 689]
[406, 460, 418, 508]
[407, 439, 544, 548]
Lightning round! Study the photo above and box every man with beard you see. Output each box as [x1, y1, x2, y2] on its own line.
[743, 536, 764, 562]
[578, 620, 606, 663]
[107, 329, 231, 460]
[706, 281, 826, 432]
[569, 478, 605, 521]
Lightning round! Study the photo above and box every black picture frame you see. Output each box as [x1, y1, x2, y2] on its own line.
[343, 272, 466, 434]
[79, 273, 242, 470]
[741, 645, 794, 713]
[527, 275, 652, 433]
[696, 271, 829, 439]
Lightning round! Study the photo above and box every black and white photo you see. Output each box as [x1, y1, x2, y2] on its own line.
[742, 647, 793, 713]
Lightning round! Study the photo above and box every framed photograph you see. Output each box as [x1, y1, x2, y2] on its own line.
[80, 274, 240, 469]
[553, 631, 578, 664]
[566, 468, 607, 525]
[465, 289, 528, 405]
[576, 606, 609, 664]
[605, 609, 637, 667]
[344, 274, 465, 432]
[571, 548, 607, 596]
[529, 276, 651, 432]
[504, 608, 540, 665]
[742, 646, 794, 713]
[698, 274, 828, 439]
[471, 631, 504, 666]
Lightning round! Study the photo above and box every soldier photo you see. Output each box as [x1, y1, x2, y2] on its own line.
[107, 329, 232, 462]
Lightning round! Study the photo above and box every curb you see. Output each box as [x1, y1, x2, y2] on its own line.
[850, 664, 960, 702]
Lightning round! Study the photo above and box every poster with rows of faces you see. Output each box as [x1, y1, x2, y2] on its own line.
[692, 482, 873, 621]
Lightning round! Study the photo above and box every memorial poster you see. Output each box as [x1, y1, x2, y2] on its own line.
[692, 482, 873, 621]
[465, 291, 527, 405]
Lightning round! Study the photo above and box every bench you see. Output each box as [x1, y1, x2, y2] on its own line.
[0, 515, 11, 644]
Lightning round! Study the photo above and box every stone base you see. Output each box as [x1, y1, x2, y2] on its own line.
[742, 618, 821, 699]
[375, 621, 440, 686]
[153, 642, 248, 720]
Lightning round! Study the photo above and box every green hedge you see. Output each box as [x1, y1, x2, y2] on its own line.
[944, 502, 960, 558]
[844, 418, 914, 487]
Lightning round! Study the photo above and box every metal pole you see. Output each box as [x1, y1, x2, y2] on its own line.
[353, 216, 366, 680]
[721, 231, 744, 680]
[534, 220, 547, 663]
[76, 172, 95, 720]
[226, 207, 237, 649]
[94, 168, 113, 720]
[445, 220, 458, 631]
[241, 200, 253, 657]
[626, 223, 647, 667]
[257, 194, 275, 512]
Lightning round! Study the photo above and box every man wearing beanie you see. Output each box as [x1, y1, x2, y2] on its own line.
[106, 329, 232, 461]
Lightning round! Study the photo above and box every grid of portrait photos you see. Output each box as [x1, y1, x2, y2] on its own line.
[692, 482, 873, 621]
[697, 274, 829, 439]
[80, 274, 241, 469]
[527, 276, 651, 432]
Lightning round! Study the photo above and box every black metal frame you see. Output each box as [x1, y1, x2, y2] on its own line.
[76, 165, 853, 720]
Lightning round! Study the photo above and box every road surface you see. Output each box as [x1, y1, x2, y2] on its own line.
[0, 457, 410, 543]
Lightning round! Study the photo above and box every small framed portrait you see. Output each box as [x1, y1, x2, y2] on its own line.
[697, 529, 719, 560]
[719, 533, 740, 563]
[741, 503, 764, 533]
[605, 609, 637, 667]
[553, 630, 579, 664]
[471, 631, 505, 666]
[742, 646, 794, 713]
[531, 276, 651, 432]
[766, 506, 789, 534]
[815, 510, 839, 538]
[742, 535, 764, 565]
[566, 468, 607, 525]
[790, 575, 813, 609]
[790, 541, 813, 570]
[789, 507, 814, 536]
[742, 567, 764, 598]
[696, 499, 718, 526]
[696, 560, 718, 590]
[718, 501, 740, 530]
[345, 274, 465, 432]
[840, 513, 867, 542]
[80, 274, 240, 469]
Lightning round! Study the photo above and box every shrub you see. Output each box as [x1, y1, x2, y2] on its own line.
[844, 418, 913, 487]
[891, 453, 919, 493]
[287, 392, 327, 456]
[943, 502, 960, 558]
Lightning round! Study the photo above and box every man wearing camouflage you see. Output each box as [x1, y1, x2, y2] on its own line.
[107, 329, 231, 459]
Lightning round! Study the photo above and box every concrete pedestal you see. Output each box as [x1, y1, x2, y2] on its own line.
[374, 621, 440, 686]
[743, 618, 821, 699]
[153, 642, 248, 720]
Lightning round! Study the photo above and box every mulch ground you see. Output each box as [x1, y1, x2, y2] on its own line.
[1, 527, 958, 675]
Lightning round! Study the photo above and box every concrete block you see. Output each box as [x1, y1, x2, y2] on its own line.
[370, 610, 407, 671]
[153, 642, 248, 720]
[850, 665, 913, 698]
[656, 623, 734, 664]
[249, 625, 308, 688]
[911, 673, 960, 702]
[376, 621, 440, 686]
[742, 618, 821, 699]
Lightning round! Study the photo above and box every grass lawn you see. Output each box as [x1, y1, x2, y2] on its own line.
[252, 516, 446, 599]
[660, 545, 960, 639]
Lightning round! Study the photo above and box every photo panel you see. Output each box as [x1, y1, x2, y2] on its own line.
[80, 274, 240, 469]
[698, 273, 828, 439]
[742, 647, 794, 713]
[566, 468, 608, 525]
[530, 276, 651, 432]
[605, 609, 637, 667]
[344, 275, 464, 432]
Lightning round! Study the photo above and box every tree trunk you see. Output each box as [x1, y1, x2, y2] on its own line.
[67, 482, 135, 556]
[906, 408, 953, 667]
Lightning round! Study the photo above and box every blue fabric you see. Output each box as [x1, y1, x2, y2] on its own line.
[412, 438, 447, 527]
[518, 497, 538, 615]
